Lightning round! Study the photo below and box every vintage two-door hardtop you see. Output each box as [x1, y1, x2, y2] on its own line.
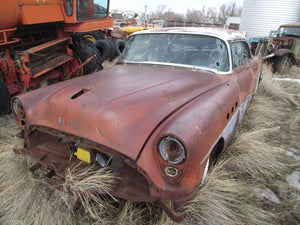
[12, 27, 262, 221]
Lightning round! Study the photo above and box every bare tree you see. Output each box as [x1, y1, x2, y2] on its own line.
[164, 9, 184, 22]
[151, 2, 242, 25]
[152, 4, 166, 19]
[186, 9, 203, 22]
[151, 5, 184, 21]
[206, 7, 218, 23]
[218, 2, 242, 24]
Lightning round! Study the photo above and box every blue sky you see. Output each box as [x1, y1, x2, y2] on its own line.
[110, 0, 244, 14]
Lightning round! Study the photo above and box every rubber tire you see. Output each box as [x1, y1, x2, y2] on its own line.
[76, 31, 106, 40]
[72, 36, 103, 75]
[273, 55, 292, 74]
[94, 39, 111, 62]
[112, 39, 126, 56]
[0, 78, 11, 115]
[107, 40, 117, 61]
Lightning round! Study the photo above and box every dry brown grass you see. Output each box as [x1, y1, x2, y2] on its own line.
[0, 65, 299, 224]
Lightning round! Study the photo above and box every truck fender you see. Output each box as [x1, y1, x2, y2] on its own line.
[94, 39, 111, 62]
[274, 49, 293, 57]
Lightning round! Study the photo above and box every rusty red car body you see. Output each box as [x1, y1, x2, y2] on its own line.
[12, 27, 263, 221]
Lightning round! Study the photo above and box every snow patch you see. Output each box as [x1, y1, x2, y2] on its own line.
[273, 78, 300, 84]
[286, 151, 300, 162]
[253, 187, 281, 204]
[290, 147, 300, 153]
[286, 171, 300, 191]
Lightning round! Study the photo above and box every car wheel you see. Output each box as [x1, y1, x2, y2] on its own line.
[0, 77, 11, 115]
[72, 36, 103, 75]
[273, 55, 292, 74]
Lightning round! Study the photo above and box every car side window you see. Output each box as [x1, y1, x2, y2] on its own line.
[231, 41, 251, 69]
[241, 42, 251, 64]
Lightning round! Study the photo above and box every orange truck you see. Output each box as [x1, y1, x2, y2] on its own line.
[0, 0, 124, 115]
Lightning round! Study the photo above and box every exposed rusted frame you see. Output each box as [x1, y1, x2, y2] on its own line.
[157, 200, 187, 222]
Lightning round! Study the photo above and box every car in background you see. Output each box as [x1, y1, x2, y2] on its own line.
[12, 27, 263, 222]
[252, 23, 300, 74]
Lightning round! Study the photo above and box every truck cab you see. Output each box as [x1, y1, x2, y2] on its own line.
[252, 23, 300, 74]
[62, 0, 113, 33]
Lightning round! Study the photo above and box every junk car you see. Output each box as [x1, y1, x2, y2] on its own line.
[251, 23, 300, 74]
[12, 27, 263, 221]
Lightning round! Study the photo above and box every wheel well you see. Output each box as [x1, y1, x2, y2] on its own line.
[209, 138, 224, 166]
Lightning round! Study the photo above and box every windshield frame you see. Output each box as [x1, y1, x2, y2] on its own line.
[277, 26, 300, 38]
[120, 32, 233, 75]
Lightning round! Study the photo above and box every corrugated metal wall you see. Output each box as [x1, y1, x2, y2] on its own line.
[240, 0, 300, 38]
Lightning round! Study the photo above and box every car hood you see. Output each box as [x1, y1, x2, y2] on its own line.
[23, 65, 224, 161]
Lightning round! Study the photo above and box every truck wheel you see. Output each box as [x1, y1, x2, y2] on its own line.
[107, 40, 118, 61]
[112, 39, 125, 56]
[72, 36, 103, 75]
[273, 55, 292, 74]
[0, 78, 11, 115]
[77, 31, 106, 42]
[94, 39, 111, 62]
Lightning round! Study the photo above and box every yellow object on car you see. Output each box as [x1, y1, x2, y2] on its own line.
[74, 146, 91, 163]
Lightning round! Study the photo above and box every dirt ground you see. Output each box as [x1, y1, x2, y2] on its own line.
[0, 65, 299, 225]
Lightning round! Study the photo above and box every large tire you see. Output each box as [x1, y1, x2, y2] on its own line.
[94, 39, 112, 62]
[0, 78, 11, 115]
[72, 36, 103, 75]
[273, 55, 292, 74]
[76, 31, 106, 41]
[107, 40, 117, 61]
[112, 39, 126, 56]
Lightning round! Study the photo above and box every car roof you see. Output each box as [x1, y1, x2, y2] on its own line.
[130, 27, 246, 42]
[279, 23, 300, 28]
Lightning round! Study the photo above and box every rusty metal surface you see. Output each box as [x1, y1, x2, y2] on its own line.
[0, 28, 20, 46]
[0, 0, 113, 97]
[21, 4, 64, 24]
[64, 17, 114, 33]
[26, 127, 157, 202]
[17, 65, 225, 160]
[15, 59, 261, 199]
[157, 200, 187, 222]
[12, 28, 263, 221]
[129, 27, 246, 42]
[0, 0, 21, 30]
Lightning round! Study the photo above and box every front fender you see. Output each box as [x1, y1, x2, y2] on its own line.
[274, 48, 293, 57]
[137, 79, 241, 200]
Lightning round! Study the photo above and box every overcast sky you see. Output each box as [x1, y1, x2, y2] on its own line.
[110, 0, 244, 14]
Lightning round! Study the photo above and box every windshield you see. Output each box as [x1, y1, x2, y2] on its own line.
[278, 26, 300, 37]
[77, 0, 108, 20]
[120, 33, 229, 72]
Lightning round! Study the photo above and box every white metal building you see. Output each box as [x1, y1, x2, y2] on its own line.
[240, 0, 300, 38]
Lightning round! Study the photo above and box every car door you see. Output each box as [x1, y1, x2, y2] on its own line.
[231, 41, 255, 102]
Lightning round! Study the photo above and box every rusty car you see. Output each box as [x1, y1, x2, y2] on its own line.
[251, 23, 300, 74]
[12, 27, 263, 221]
